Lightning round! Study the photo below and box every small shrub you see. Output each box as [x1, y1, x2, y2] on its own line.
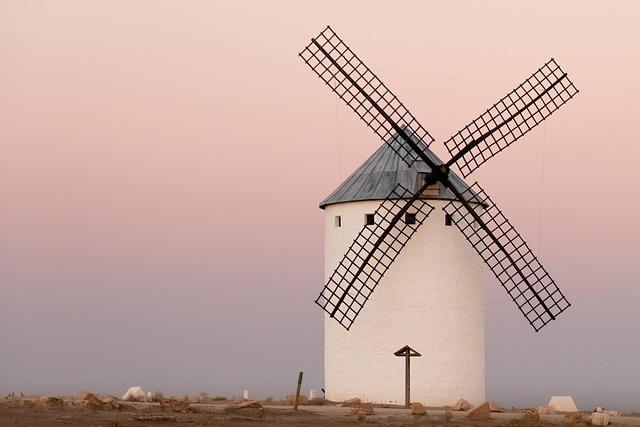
[506, 414, 553, 427]
[308, 398, 328, 406]
[41, 397, 64, 409]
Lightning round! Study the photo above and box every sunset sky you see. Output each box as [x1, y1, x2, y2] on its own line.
[2, 1, 639, 410]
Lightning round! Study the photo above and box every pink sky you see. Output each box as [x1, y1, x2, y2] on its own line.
[2, 1, 639, 409]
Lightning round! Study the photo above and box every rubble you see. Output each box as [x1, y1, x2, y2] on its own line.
[84, 393, 121, 410]
[341, 397, 361, 407]
[410, 402, 426, 415]
[590, 412, 611, 426]
[350, 402, 374, 415]
[488, 401, 502, 412]
[468, 402, 491, 421]
[451, 398, 472, 411]
[523, 409, 540, 422]
[122, 386, 147, 402]
[535, 405, 556, 414]
[74, 391, 91, 401]
[548, 395, 578, 412]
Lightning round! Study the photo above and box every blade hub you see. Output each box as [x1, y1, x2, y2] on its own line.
[425, 165, 450, 185]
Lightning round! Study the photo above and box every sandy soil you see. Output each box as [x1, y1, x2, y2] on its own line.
[1, 398, 639, 426]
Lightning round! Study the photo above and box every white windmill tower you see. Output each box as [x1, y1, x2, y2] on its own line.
[320, 135, 486, 405]
[299, 26, 578, 406]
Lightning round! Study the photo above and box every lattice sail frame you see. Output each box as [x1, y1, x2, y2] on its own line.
[299, 26, 435, 167]
[445, 59, 579, 178]
[316, 184, 434, 330]
[443, 183, 571, 331]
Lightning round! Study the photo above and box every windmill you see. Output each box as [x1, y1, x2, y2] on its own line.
[299, 26, 579, 405]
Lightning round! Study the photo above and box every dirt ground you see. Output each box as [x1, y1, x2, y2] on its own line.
[1, 398, 639, 427]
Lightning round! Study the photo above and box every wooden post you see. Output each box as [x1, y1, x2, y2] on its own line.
[393, 345, 421, 410]
[405, 351, 410, 408]
[293, 371, 303, 410]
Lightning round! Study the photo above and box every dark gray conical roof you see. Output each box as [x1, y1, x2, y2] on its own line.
[319, 130, 473, 209]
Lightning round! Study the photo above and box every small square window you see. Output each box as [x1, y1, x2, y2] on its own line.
[335, 216, 341, 228]
[445, 214, 453, 226]
[405, 212, 416, 225]
[365, 213, 375, 226]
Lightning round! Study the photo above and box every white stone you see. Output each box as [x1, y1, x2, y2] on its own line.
[548, 396, 578, 412]
[309, 390, 317, 399]
[324, 200, 485, 406]
[243, 390, 249, 400]
[122, 386, 146, 401]
[590, 412, 611, 426]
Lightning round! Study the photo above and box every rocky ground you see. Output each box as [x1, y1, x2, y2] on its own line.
[1, 396, 639, 426]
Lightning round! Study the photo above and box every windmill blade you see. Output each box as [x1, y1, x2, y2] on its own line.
[444, 59, 579, 178]
[299, 26, 435, 167]
[443, 183, 570, 331]
[317, 184, 434, 330]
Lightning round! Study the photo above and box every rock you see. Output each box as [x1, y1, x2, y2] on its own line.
[468, 402, 491, 421]
[451, 398, 472, 411]
[74, 391, 92, 401]
[286, 394, 309, 406]
[96, 394, 117, 404]
[535, 405, 556, 414]
[85, 393, 121, 411]
[488, 401, 502, 412]
[342, 397, 361, 407]
[225, 400, 262, 410]
[122, 386, 146, 402]
[351, 402, 374, 415]
[563, 412, 584, 424]
[159, 398, 190, 413]
[523, 409, 540, 422]
[548, 395, 578, 412]
[590, 412, 611, 426]
[411, 402, 427, 415]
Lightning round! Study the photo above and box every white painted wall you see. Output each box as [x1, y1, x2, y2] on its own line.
[323, 199, 485, 406]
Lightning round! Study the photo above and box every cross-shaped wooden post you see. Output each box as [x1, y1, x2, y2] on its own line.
[393, 345, 421, 408]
